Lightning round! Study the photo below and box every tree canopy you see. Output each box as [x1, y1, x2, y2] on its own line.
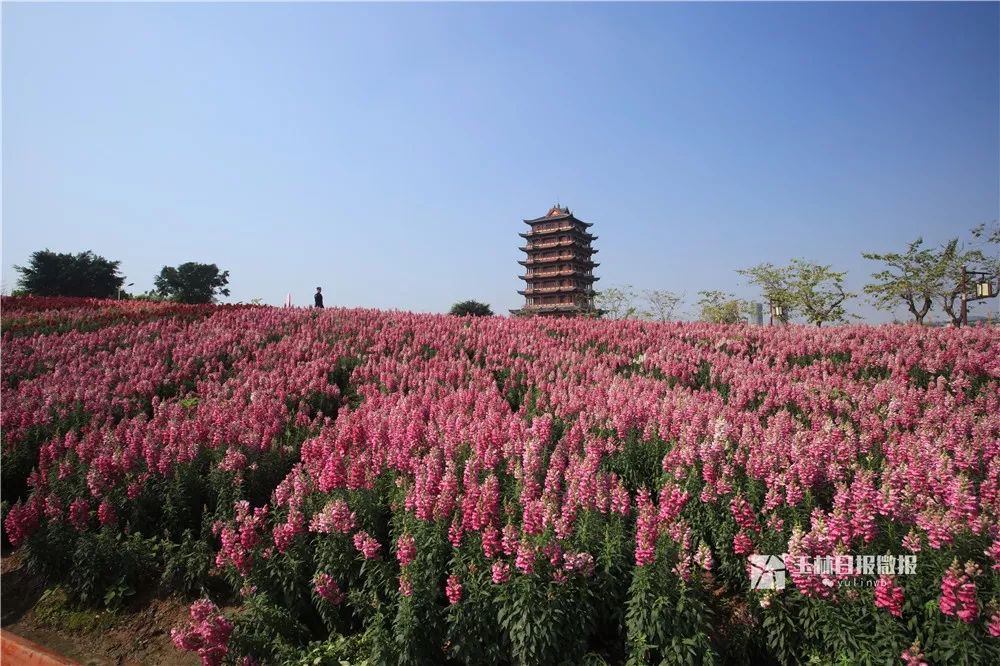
[697, 290, 747, 324]
[784, 259, 853, 327]
[595, 286, 684, 321]
[154, 262, 231, 304]
[449, 300, 493, 317]
[736, 263, 793, 323]
[863, 238, 956, 325]
[595, 285, 640, 320]
[14, 249, 125, 298]
[739, 260, 854, 326]
[641, 289, 684, 322]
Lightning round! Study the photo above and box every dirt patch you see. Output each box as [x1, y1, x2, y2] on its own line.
[2, 551, 199, 666]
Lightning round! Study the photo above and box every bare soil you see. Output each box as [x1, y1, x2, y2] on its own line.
[1, 550, 198, 666]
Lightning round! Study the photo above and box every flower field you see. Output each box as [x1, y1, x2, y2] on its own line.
[2, 297, 999, 665]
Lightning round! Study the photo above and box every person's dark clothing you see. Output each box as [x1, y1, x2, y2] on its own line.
[314, 293, 324, 308]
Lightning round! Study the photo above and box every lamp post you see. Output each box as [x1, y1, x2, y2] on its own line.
[118, 282, 134, 300]
[960, 265, 997, 326]
[769, 303, 784, 326]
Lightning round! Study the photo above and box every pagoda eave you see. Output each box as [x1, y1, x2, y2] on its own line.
[519, 230, 595, 240]
[518, 244, 594, 253]
[510, 305, 598, 317]
[518, 274, 599, 283]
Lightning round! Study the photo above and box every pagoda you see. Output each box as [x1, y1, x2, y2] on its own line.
[511, 205, 599, 317]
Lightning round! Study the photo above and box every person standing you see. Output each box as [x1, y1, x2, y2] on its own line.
[314, 287, 324, 308]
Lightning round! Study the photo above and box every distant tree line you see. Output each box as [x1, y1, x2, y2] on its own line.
[594, 221, 998, 326]
[13, 221, 997, 323]
[12, 249, 230, 304]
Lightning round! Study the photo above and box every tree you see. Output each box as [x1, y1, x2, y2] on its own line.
[862, 238, 952, 325]
[973, 221, 1000, 246]
[154, 262, 230, 304]
[449, 300, 493, 316]
[697, 290, 747, 324]
[14, 249, 125, 298]
[641, 289, 684, 322]
[971, 221, 1000, 289]
[784, 259, 854, 326]
[932, 224, 1000, 326]
[737, 263, 793, 323]
[595, 285, 640, 320]
[934, 240, 985, 327]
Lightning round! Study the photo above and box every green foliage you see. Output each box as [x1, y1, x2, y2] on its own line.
[626, 565, 717, 666]
[445, 569, 508, 665]
[293, 633, 379, 666]
[862, 238, 952, 324]
[229, 594, 312, 664]
[697, 291, 748, 324]
[449, 300, 493, 317]
[153, 261, 231, 304]
[737, 263, 794, 323]
[641, 289, 685, 322]
[596, 285, 640, 320]
[601, 435, 670, 495]
[33, 587, 117, 633]
[497, 575, 592, 665]
[14, 249, 126, 298]
[740, 259, 854, 326]
[761, 595, 802, 666]
[329, 356, 364, 410]
[937, 237, 993, 326]
[596, 286, 685, 322]
[158, 530, 215, 596]
[24, 526, 159, 609]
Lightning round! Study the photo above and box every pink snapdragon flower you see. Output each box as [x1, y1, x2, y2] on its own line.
[396, 533, 416, 567]
[491, 560, 511, 584]
[874, 576, 904, 617]
[170, 599, 233, 666]
[352, 530, 381, 559]
[313, 573, 344, 605]
[446, 574, 463, 604]
[399, 574, 413, 597]
[940, 559, 979, 623]
[634, 488, 657, 566]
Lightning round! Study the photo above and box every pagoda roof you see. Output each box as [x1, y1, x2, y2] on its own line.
[519, 229, 596, 241]
[523, 205, 594, 227]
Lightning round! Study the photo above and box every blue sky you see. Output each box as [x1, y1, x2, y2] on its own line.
[3, 2, 998, 321]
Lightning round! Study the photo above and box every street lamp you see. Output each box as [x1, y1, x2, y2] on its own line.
[769, 303, 784, 326]
[119, 282, 134, 300]
[960, 266, 997, 325]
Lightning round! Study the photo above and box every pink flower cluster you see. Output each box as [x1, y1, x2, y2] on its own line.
[3, 298, 999, 657]
[874, 575, 905, 617]
[396, 533, 416, 567]
[352, 530, 381, 559]
[309, 498, 357, 535]
[170, 599, 233, 666]
[313, 572, 345, 605]
[214, 501, 269, 576]
[445, 574, 463, 604]
[939, 559, 980, 623]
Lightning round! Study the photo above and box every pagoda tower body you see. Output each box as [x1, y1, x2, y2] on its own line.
[511, 205, 599, 317]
